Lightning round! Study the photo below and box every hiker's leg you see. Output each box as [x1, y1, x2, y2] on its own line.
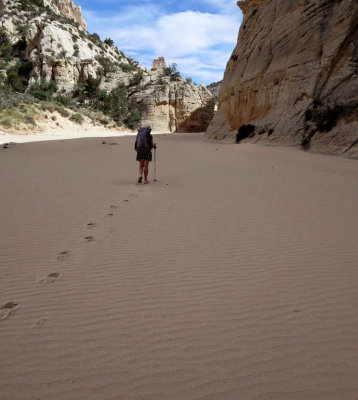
[139, 160, 144, 177]
[144, 160, 149, 182]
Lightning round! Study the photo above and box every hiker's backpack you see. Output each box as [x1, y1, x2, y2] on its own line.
[136, 127, 151, 151]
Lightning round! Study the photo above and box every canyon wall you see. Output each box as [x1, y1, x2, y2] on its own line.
[0, 1, 214, 132]
[130, 80, 214, 133]
[207, 0, 358, 158]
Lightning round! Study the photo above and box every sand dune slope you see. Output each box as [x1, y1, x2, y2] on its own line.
[0, 133, 358, 400]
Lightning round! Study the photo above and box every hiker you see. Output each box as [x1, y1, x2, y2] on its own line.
[135, 126, 156, 184]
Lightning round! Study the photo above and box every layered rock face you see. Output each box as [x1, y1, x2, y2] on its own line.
[24, 16, 131, 91]
[26, 18, 95, 89]
[207, 0, 358, 158]
[130, 72, 214, 133]
[44, 0, 86, 31]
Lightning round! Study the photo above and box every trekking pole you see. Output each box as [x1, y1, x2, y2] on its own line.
[153, 147, 157, 182]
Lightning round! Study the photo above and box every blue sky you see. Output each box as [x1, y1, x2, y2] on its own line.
[76, 0, 242, 85]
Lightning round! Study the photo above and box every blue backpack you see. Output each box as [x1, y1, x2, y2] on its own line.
[136, 127, 151, 151]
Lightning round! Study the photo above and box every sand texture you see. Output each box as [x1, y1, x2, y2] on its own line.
[1, 133, 358, 400]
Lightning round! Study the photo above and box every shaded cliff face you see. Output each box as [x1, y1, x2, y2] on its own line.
[207, 0, 358, 158]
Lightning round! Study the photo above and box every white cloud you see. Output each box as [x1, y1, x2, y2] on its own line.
[108, 11, 238, 56]
[83, 5, 242, 84]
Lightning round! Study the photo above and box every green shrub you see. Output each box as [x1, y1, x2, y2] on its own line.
[0, 28, 12, 62]
[120, 62, 135, 72]
[0, 118, 12, 128]
[108, 84, 128, 121]
[85, 75, 101, 98]
[55, 106, 70, 117]
[163, 63, 181, 81]
[29, 80, 58, 100]
[19, 0, 44, 10]
[72, 74, 138, 129]
[95, 55, 117, 75]
[70, 113, 84, 124]
[104, 38, 114, 46]
[55, 94, 72, 107]
[305, 104, 343, 132]
[316, 105, 343, 131]
[125, 108, 141, 129]
[129, 71, 143, 86]
[6, 66, 27, 92]
[88, 32, 102, 46]
[24, 115, 36, 125]
[305, 108, 313, 121]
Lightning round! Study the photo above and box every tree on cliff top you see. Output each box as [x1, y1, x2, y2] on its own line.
[163, 63, 181, 81]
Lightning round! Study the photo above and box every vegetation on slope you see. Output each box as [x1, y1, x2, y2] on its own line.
[0, 1, 143, 130]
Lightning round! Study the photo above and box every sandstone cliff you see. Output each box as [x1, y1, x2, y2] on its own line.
[130, 59, 214, 132]
[44, 0, 86, 31]
[207, 81, 221, 111]
[0, 0, 137, 91]
[0, 1, 214, 132]
[207, 0, 358, 158]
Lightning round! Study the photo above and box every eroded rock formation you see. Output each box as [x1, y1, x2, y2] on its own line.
[151, 57, 166, 75]
[207, 0, 358, 158]
[44, 0, 86, 31]
[130, 73, 214, 133]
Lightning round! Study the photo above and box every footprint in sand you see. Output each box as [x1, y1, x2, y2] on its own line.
[39, 272, 60, 284]
[129, 193, 138, 198]
[84, 236, 94, 242]
[110, 205, 118, 210]
[121, 199, 129, 204]
[105, 213, 114, 218]
[0, 302, 18, 321]
[57, 251, 70, 261]
[87, 222, 97, 229]
[35, 318, 46, 327]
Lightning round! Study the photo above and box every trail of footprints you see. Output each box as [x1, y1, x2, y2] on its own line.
[0, 302, 18, 321]
[0, 188, 143, 323]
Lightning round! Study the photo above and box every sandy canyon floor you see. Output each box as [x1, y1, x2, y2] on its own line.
[1, 132, 358, 400]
